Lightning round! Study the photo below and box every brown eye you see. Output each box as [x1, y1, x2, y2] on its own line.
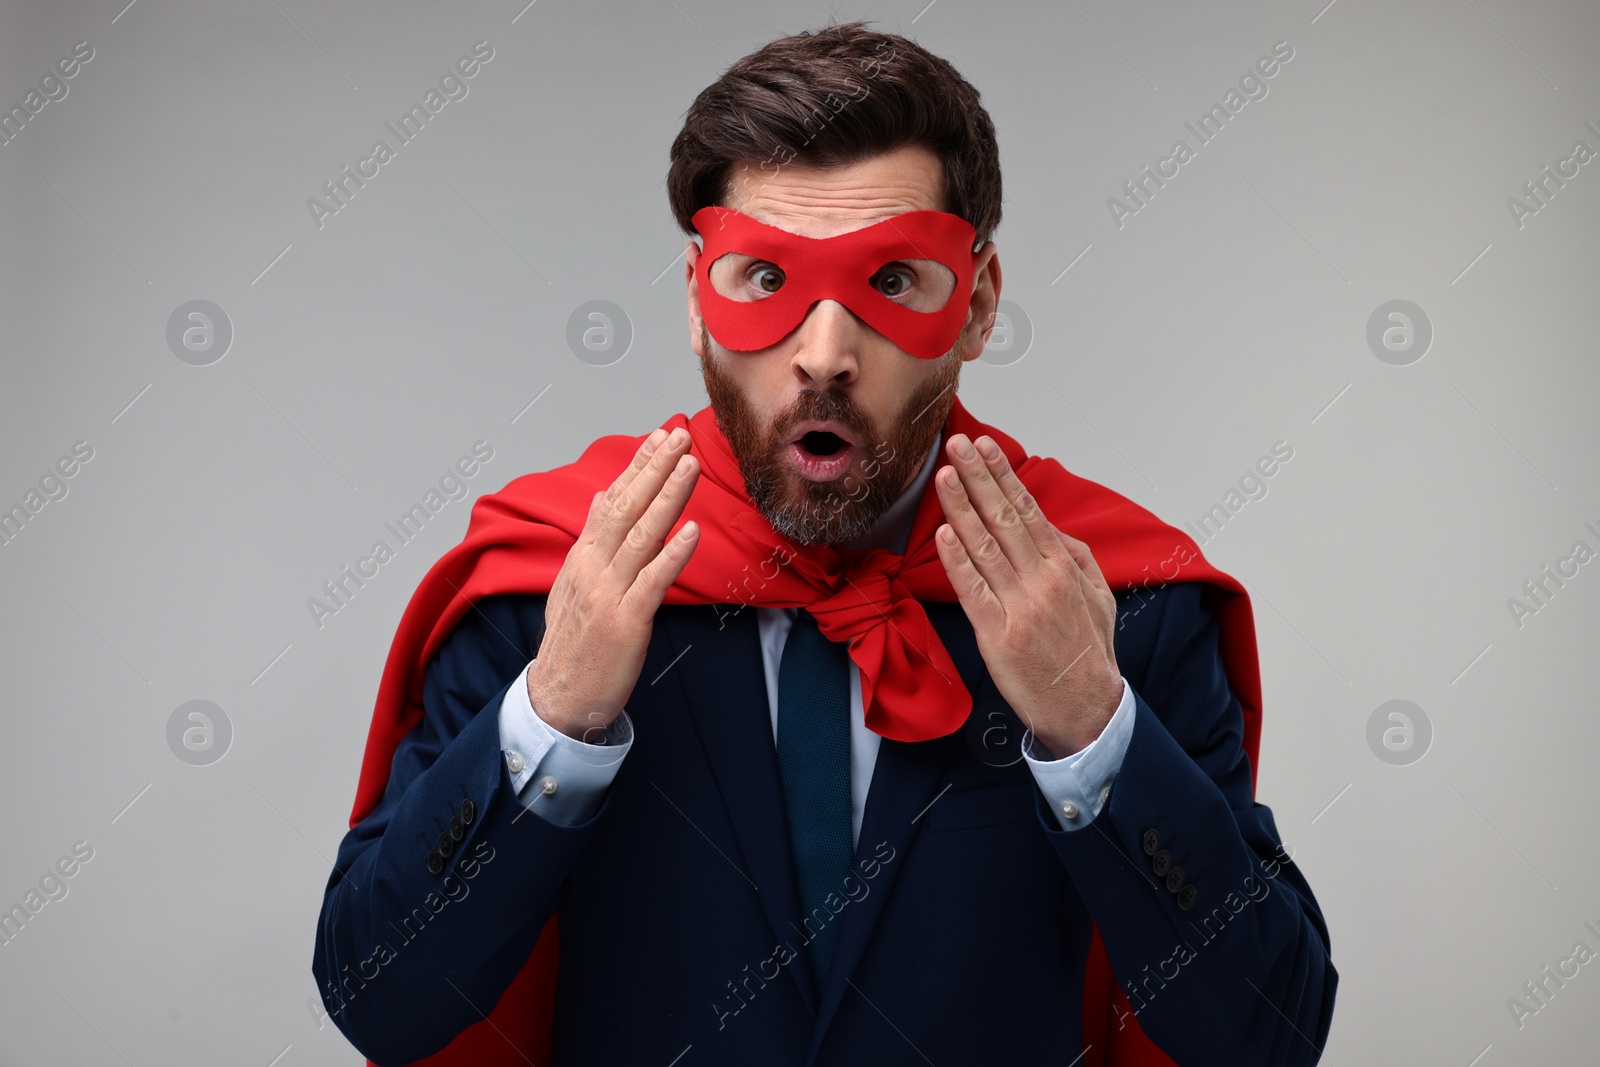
[872, 265, 914, 298]
[753, 266, 785, 294]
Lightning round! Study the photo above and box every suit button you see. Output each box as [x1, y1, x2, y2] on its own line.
[1165, 866, 1186, 893]
[449, 815, 465, 842]
[460, 797, 475, 824]
[437, 831, 454, 859]
[1151, 849, 1171, 877]
[1141, 829, 1160, 856]
[1177, 884, 1198, 911]
[426, 849, 444, 875]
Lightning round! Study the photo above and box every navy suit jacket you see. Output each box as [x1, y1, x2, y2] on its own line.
[313, 581, 1336, 1066]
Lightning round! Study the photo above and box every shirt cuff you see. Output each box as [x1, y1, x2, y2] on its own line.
[1021, 676, 1135, 832]
[497, 659, 633, 827]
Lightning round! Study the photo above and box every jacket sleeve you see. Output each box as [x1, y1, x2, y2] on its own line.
[1035, 581, 1337, 1067]
[311, 593, 612, 1066]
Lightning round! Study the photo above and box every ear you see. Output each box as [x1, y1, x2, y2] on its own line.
[958, 242, 1002, 363]
[684, 239, 707, 358]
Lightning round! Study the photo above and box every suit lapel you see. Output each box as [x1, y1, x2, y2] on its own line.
[803, 601, 980, 1064]
[659, 598, 989, 1050]
[659, 604, 822, 1016]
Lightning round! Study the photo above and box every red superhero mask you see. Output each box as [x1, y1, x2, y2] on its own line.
[691, 205, 980, 360]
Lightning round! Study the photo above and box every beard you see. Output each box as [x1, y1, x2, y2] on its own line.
[698, 322, 964, 547]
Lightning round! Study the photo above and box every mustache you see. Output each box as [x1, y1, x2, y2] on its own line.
[772, 390, 870, 444]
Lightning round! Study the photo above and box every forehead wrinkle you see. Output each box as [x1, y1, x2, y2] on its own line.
[724, 148, 945, 240]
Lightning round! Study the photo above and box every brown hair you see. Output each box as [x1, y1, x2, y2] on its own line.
[666, 21, 1002, 250]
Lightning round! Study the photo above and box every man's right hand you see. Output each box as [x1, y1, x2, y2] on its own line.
[526, 426, 701, 742]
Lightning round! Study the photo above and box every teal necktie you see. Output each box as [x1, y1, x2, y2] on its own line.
[775, 608, 854, 994]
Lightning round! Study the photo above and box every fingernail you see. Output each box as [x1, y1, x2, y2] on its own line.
[953, 435, 976, 460]
[643, 429, 665, 453]
[976, 436, 1001, 460]
[668, 427, 687, 447]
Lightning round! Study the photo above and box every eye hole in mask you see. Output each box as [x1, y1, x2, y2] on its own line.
[690, 205, 980, 360]
[706, 253, 958, 314]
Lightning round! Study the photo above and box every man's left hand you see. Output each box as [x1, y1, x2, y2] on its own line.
[932, 432, 1123, 759]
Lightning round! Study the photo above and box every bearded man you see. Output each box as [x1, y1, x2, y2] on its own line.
[313, 21, 1336, 1067]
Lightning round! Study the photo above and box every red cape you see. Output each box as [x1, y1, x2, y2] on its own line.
[348, 395, 1260, 1067]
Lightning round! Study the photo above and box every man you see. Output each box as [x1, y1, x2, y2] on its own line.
[313, 22, 1335, 1067]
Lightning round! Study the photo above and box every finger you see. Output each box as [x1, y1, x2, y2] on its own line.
[934, 522, 1004, 627]
[1056, 530, 1111, 598]
[935, 462, 1020, 598]
[624, 516, 701, 612]
[1073, 562, 1118, 658]
[599, 425, 689, 519]
[593, 426, 693, 559]
[611, 452, 700, 581]
[970, 435, 1070, 563]
[945, 434, 1041, 575]
[1055, 532, 1117, 652]
[603, 427, 668, 509]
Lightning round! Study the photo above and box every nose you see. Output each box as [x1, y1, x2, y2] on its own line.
[789, 299, 860, 390]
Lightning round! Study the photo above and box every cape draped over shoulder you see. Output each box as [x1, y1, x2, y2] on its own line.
[347, 395, 1259, 1067]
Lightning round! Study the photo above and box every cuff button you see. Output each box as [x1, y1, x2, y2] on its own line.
[425, 849, 444, 875]
[1141, 829, 1160, 856]
[449, 815, 465, 841]
[437, 831, 454, 858]
[1165, 866, 1185, 893]
[460, 797, 475, 824]
[1177, 884, 1198, 911]
[1151, 849, 1171, 877]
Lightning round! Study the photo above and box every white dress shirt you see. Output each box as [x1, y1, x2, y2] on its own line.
[498, 428, 1136, 838]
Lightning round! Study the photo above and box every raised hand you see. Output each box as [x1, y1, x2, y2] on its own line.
[525, 426, 701, 742]
[932, 432, 1123, 759]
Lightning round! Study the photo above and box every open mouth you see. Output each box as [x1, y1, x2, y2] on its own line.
[787, 425, 858, 482]
[799, 430, 848, 456]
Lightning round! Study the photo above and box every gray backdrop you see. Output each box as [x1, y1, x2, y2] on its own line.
[2, 0, 1596, 1063]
